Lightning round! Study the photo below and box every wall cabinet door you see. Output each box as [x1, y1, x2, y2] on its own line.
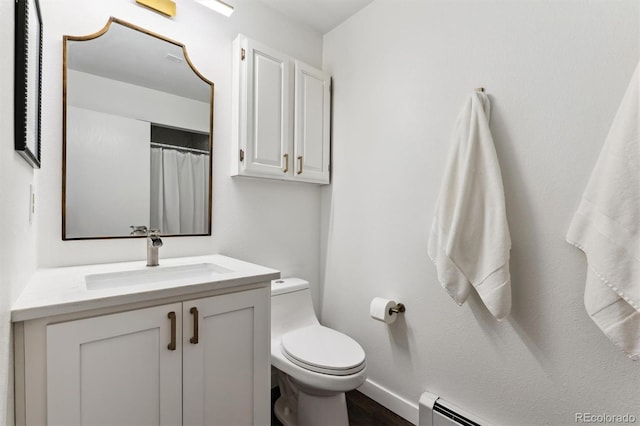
[232, 34, 330, 184]
[47, 303, 183, 426]
[294, 61, 331, 184]
[182, 287, 270, 425]
[234, 35, 293, 179]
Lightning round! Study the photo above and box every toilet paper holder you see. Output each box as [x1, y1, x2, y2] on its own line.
[389, 303, 406, 315]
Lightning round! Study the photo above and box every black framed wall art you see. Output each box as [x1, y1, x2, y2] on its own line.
[14, 0, 43, 168]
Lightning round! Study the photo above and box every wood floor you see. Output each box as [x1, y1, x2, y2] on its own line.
[271, 387, 413, 426]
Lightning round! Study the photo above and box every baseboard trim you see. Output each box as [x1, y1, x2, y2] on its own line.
[357, 379, 419, 425]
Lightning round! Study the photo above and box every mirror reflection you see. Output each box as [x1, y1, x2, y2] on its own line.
[63, 18, 213, 240]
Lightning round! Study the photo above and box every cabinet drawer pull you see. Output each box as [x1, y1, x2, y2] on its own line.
[190, 307, 199, 344]
[283, 153, 289, 173]
[297, 156, 303, 175]
[168, 311, 176, 351]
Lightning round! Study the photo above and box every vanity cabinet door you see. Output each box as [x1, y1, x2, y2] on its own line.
[182, 287, 270, 426]
[293, 60, 331, 184]
[46, 303, 183, 426]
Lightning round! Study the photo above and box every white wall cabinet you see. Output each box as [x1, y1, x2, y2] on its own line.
[232, 34, 331, 184]
[18, 287, 270, 425]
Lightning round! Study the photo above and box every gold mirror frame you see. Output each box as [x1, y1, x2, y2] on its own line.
[62, 17, 214, 240]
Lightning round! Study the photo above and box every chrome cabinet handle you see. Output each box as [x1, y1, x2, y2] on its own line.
[190, 307, 199, 344]
[168, 311, 176, 351]
[297, 156, 303, 175]
[283, 154, 289, 173]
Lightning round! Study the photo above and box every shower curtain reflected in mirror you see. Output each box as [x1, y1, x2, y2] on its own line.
[150, 147, 209, 234]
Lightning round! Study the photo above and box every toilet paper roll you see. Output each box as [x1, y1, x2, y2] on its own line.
[370, 297, 397, 324]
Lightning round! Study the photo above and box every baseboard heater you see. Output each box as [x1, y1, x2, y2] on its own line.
[419, 392, 485, 426]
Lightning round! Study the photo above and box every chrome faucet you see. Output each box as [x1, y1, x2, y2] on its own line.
[146, 229, 163, 267]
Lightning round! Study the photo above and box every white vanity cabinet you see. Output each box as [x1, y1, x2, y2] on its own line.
[46, 289, 268, 426]
[12, 255, 278, 426]
[231, 34, 331, 184]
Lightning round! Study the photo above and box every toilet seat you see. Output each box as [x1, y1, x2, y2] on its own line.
[280, 325, 366, 376]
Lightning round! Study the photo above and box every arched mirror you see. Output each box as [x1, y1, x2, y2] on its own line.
[63, 17, 213, 240]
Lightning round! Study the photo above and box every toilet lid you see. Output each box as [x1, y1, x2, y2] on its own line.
[280, 325, 365, 376]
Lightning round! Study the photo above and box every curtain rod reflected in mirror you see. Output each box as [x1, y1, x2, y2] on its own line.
[62, 17, 214, 240]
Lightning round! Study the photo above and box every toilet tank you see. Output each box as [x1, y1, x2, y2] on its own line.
[271, 278, 319, 340]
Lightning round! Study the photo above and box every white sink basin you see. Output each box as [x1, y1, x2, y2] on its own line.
[85, 263, 234, 290]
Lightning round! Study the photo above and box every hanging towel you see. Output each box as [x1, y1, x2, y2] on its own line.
[566, 63, 640, 361]
[428, 91, 512, 320]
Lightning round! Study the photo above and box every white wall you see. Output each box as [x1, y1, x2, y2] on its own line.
[66, 107, 151, 238]
[37, 0, 323, 295]
[321, 1, 640, 425]
[0, 0, 38, 424]
[67, 70, 210, 133]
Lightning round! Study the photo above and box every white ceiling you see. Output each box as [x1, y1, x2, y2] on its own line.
[257, 0, 373, 34]
[67, 21, 211, 102]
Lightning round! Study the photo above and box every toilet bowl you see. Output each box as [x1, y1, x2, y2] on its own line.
[271, 278, 366, 426]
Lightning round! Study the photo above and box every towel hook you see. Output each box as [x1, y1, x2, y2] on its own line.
[475, 87, 485, 93]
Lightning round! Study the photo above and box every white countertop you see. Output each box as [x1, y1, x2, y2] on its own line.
[12, 255, 280, 322]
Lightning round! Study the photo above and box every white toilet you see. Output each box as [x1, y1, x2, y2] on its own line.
[271, 278, 367, 426]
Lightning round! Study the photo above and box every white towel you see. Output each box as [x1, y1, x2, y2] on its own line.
[566, 63, 640, 361]
[428, 92, 512, 320]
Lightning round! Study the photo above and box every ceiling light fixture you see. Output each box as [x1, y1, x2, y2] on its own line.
[136, 0, 176, 17]
[196, 0, 234, 17]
